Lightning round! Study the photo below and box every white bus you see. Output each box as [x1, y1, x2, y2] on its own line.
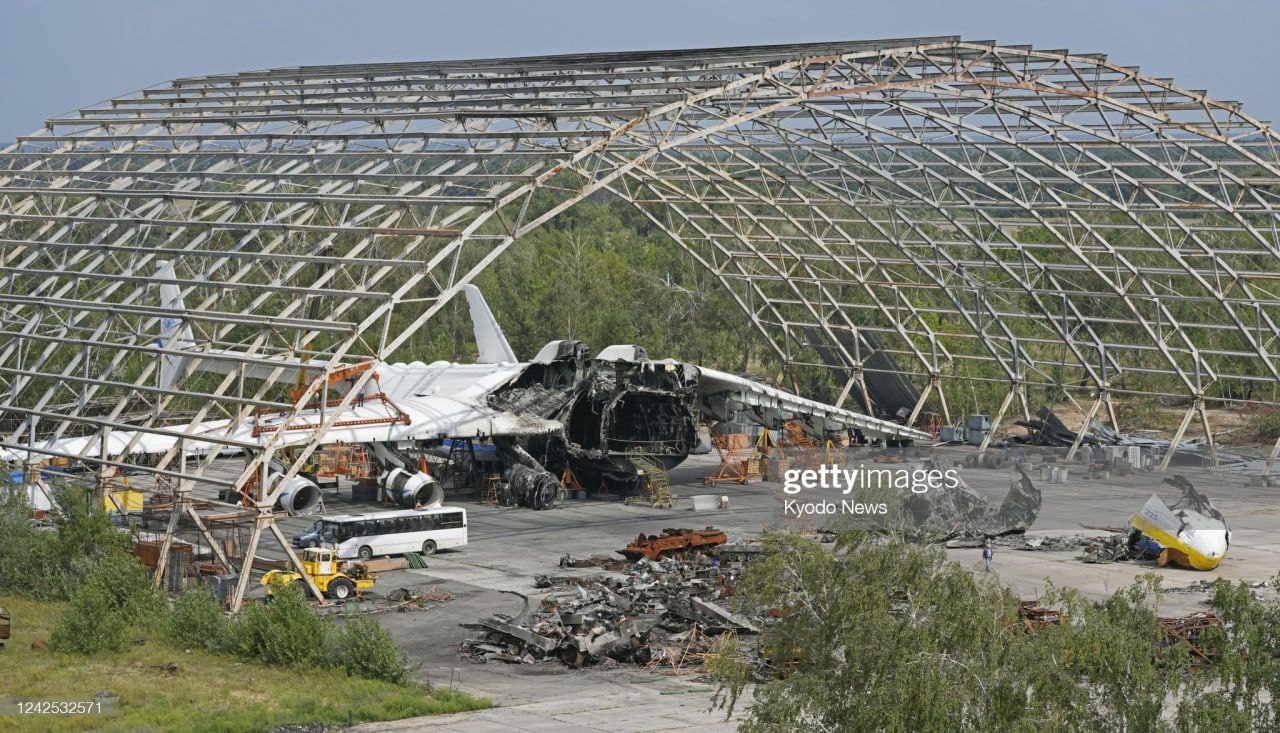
[315, 507, 467, 560]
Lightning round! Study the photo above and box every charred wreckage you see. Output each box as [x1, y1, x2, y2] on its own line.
[7, 285, 926, 515]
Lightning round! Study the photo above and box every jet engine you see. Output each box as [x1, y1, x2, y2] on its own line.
[268, 473, 321, 515]
[380, 467, 443, 508]
[502, 464, 560, 511]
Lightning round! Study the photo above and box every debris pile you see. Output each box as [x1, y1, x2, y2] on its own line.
[558, 554, 630, 572]
[1017, 600, 1066, 631]
[904, 463, 1041, 541]
[1014, 405, 1257, 471]
[950, 476, 1229, 572]
[461, 557, 756, 669]
[1158, 612, 1221, 667]
[1018, 598, 1221, 668]
[1078, 532, 1136, 564]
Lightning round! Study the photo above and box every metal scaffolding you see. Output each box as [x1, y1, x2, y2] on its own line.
[4, 37, 1280, 595]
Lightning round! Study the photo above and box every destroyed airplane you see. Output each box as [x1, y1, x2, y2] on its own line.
[1128, 476, 1231, 571]
[3, 267, 927, 513]
[1001, 475, 1230, 571]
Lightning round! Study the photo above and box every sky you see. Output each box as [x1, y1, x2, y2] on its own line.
[1, 0, 1277, 141]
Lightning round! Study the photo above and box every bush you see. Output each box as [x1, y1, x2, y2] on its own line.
[51, 550, 163, 654]
[231, 580, 329, 666]
[0, 483, 132, 600]
[168, 584, 230, 651]
[0, 490, 63, 598]
[51, 580, 130, 654]
[709, 533, 1198, 731]
[333, 615, 411, 684]
[1249, 409, 1280, 441]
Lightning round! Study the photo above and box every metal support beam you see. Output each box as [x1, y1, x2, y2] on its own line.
[978, 382, 1020, 457]
[5, 36, 1280, 589]
[1065, 394, 1105, 463]
[1158, 400, 1202, 473]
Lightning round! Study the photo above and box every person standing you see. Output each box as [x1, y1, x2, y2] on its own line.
[982, 541, 994, 573]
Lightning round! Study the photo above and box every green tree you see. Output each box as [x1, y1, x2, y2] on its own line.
[0, 484, 130, 600]
[709, 533, 1207, 732]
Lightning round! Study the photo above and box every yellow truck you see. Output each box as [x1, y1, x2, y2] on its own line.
[261, 547, 376, 601]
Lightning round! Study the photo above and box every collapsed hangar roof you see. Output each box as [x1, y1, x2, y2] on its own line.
[2, 37, 1280, 477]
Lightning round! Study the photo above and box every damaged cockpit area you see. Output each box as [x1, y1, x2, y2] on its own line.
[1127, 475, 1231, 571]
[485, 342, 699, 496]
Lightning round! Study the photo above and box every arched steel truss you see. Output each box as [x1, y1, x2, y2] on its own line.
[5, 35, 1280, 508]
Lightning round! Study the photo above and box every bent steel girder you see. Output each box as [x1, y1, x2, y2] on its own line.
[2, 37, 1280, 503]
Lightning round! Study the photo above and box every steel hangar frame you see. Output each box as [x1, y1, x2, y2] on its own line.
[3, 37, 1280, 606]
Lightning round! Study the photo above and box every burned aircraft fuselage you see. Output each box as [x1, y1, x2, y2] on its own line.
[566, 360, 698, 461]
[487, 342, 698, 490]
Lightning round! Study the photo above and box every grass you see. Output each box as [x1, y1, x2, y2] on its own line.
[0, 595, 489, 732]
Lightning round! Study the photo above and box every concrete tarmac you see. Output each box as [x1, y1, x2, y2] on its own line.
[224, 445, 1278, 730]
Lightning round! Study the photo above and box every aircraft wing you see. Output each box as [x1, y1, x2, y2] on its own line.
[692, 366, 929, 442]
[241, 394, 560, 447]
[1, 395, 561, 464]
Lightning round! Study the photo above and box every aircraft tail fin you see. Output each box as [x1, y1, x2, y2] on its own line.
[463, 284, 517, 363]
[155, 260, 196, 389]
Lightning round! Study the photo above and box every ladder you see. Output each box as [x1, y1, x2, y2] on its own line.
[783, 420, 815, 448]
[561, 467, 584, 496]
[480, 473, 503, 506]
[626, 453, 676, 509]
[703, 424, 760, 485]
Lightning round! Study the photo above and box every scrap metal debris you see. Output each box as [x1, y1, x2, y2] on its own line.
[904, 463, 1041, 541]
[618, 527, 727, 562]
[967, 475, 1230, 571]
[559, 554, 630, 572]
[1159, 612, 1221, 667]
[1018, 599, 1221, 668]
[461, 556, 754, 670]
[1017, 600, 1065, 631]
[1014, 406, 1255, 471]
[1014, 407, 1092, 448]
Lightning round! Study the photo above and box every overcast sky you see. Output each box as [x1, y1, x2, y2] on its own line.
[1, 0, 1277, 141]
